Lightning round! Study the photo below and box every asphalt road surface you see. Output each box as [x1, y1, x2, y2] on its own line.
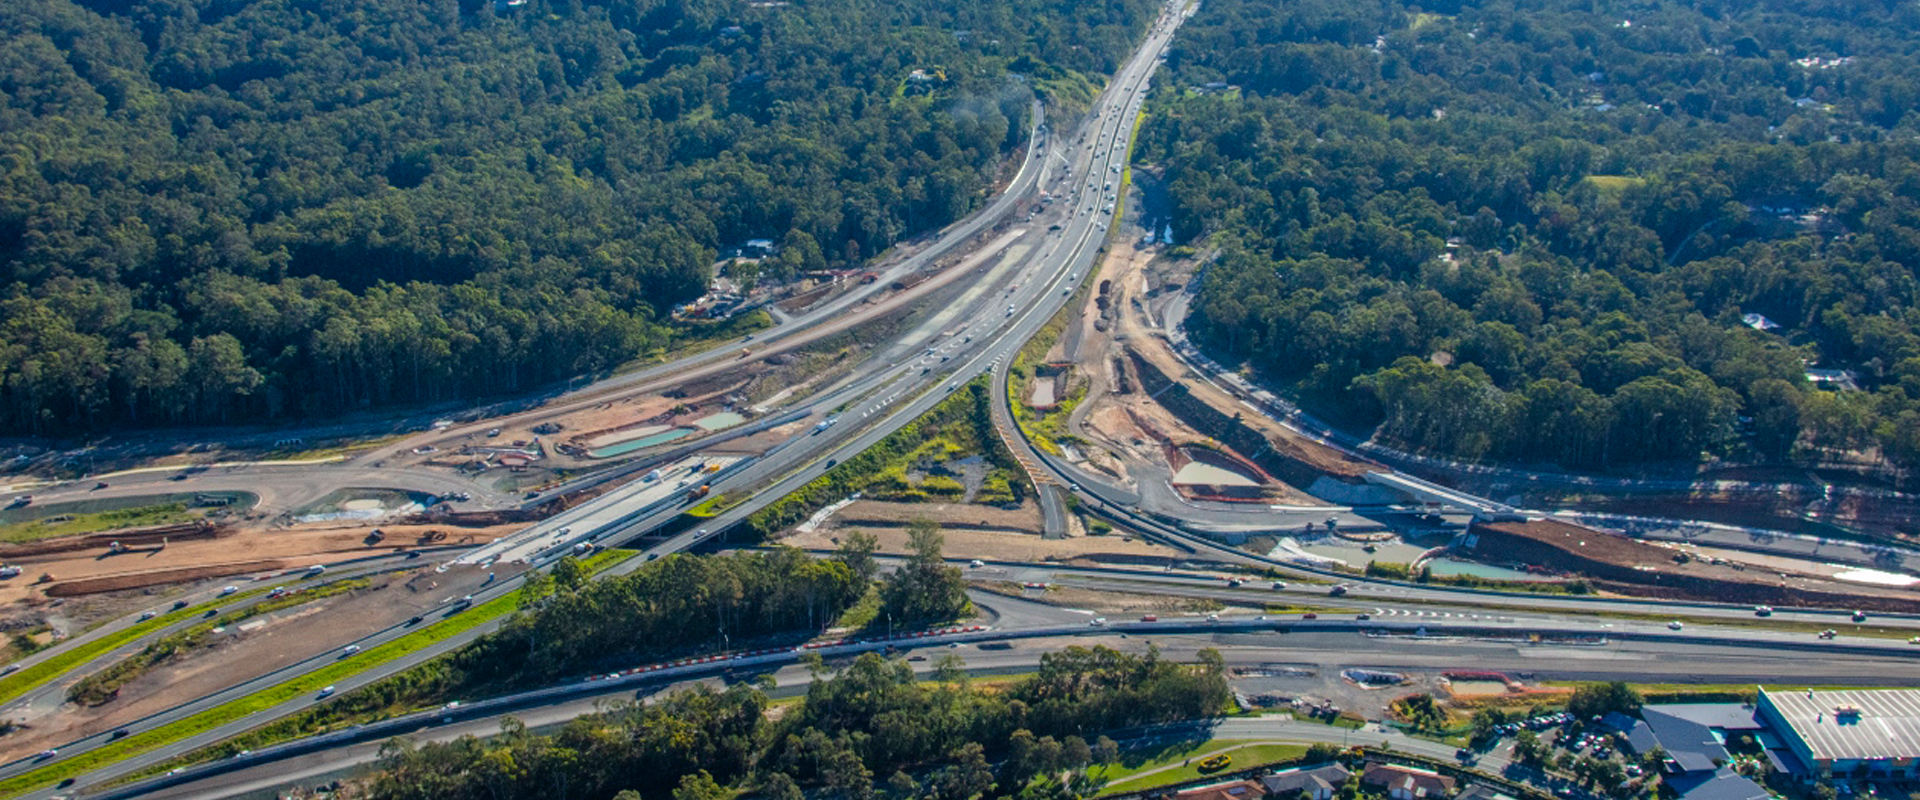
[130, 628, 1920, 800]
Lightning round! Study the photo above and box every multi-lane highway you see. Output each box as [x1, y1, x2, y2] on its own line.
[119, 617, 1920, 800]
[0, 5, 1201, 796]
[9, 1, 1920, 796]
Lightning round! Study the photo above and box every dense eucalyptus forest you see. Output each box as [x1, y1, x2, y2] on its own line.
[367, 646, 1229, 800]
[0, 0, 1157, 435]
[1138, 0, 1920, 472]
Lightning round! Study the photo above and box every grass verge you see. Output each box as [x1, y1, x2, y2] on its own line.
[68, 579, 372, 705]
[1098, 740, 1308, 793]
[0, 502, 199, 544]
[108, 551, 638, 786]
[832, 583, 885, 631]
[0, 587, 270, 707]
[0, 593, 521, 798]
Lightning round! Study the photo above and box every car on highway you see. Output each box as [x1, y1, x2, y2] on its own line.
[1089, 617, 1106, 626]
[1140, 614, 1157, 622]
[1328, 585, 1348, 596]
[1754, 605, 1772, 616]
[218, 585, 238, 596]
[138, 610, 156, 621]
[1852, 610, 1868, 622]
[316, 685, 336, 698]
[1301, 612, 1317, 619]
[93, 481, 109, 490]
[6, 495, 30, 508]
[1226, 579, 1242, 587]
[36, 748, 56, 760]
[1356, 613, 1371, 620]
[1271, 581, 1287, 590]
[1667, 620, 1684, 630]
[341, 645, 361, 657]
[969, 560, 985, 568]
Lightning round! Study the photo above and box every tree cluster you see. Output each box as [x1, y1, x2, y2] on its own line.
[366, 644, 1229, 800]
[1138, 0, 1920, 471]
[0, 0, 1160, 435]
[1565, 681, 1643, 721]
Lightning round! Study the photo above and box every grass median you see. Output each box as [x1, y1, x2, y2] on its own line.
[99, 550, 639, 789]
[0, 587, 270, 708]
[0, 591, 522, 798]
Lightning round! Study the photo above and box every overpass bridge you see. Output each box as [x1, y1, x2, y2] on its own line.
[1361, 471, 1523, 520]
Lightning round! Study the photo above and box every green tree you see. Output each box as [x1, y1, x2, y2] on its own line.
[880, 519, 971, 625]
[835, 530, 880, 584]
[1567, 681, 1643, 721]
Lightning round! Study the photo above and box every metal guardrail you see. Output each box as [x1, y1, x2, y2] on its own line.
[95, 613, 1920, 799]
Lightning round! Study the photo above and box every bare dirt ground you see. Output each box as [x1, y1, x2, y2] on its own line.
[990, 584, 1233, 616]
[826, 500, 1043, 532]
[782, 500, 1183, 565]
[1473, 518, 1920, 611]
[0, 564, 503, 761]
[1061, 242, 1327, 503]
[0, 520, 513, 606]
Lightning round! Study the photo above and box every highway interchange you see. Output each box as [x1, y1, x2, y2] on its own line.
[2, 2, 1920, 797]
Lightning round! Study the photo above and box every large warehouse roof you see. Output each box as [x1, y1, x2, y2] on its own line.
[1763, 688, 1920, 762]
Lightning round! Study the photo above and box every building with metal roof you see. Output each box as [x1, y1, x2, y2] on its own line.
[1666, 769, 1771, 800]
[1757, 687, 1920, 780]
[1624, 707, 1730, 774]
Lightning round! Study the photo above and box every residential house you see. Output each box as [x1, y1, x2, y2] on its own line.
[1261, 764, 1351, 800]
[1360, 764, 1455, 800]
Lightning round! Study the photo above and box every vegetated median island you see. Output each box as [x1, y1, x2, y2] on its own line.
[1139, 0, 1920, 476]
[0, 0, 1161, 437]
[746, 376, 1031, 538]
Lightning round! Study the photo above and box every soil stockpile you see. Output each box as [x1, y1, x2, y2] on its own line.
[1469, 518, 1920, 613]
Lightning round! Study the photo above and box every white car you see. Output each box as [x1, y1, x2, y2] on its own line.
[969, 560, 985, 568]
[1089, 617, 1107, 626]
[316, 685, 336, 698]
[341, 645, 361, 657]
[218, 585, 238, 597]
[1667, 621, 1684, 631]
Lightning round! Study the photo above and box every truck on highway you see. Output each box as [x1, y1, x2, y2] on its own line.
[688, 485, 711, 502]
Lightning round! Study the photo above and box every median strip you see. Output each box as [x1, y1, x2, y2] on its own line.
[59, 550, 638, 793]
[0, 592, 521, 797]
[0, 587, 270, 707]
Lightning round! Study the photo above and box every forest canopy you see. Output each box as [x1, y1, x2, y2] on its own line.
[0, 0, 1158, 435]
[1137, 0, 1920, 471]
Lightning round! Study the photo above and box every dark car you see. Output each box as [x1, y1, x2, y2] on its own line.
[406, 616, 424, 626]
